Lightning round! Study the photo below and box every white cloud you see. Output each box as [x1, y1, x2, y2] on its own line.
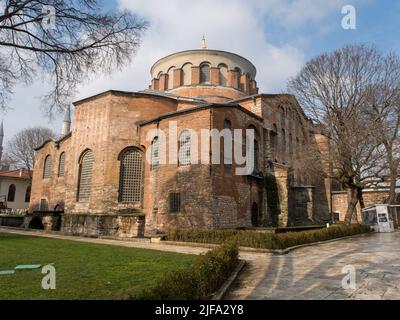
[4, 0, 358, 142]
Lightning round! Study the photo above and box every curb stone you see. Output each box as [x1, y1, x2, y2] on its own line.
[212, 260, 246, 301]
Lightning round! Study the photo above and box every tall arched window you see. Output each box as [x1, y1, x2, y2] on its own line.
[151, 137, 160, 170]
[218, 64, 228, 86]
[254, 140, 259, 171]
[289, 134, 293, 160]
[119, 148, 144, 203]
[167, 66, 175, 89]
[58, 152, 66, 177]
[200, 63, 210, 84]
[7, 184, 16, 202]
[25, 185, 31, 203]
[179, 130, 191, 166]
[43, 155, 52, 179]
[223, 119, 233, 166]
[270, 124, 278, 162]
[182, 63, 192, 86]
[77, 150, 94, 202]
[281, 129, 287, 163]
[235, 67, 242, 89]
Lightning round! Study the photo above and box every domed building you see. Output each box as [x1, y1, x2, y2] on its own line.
[29, 41, 332, 237]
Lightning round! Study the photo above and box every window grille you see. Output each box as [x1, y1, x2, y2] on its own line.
[58, 153, 66, 177]
[78, 150, 94, 202]
[43, 155, 52, 179]
[169, 193, 181, 213]
[179, 131, 191, 166]
[119, 148, 144, 203]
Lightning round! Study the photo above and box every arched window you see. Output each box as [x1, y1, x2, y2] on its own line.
[200, 63, 210, 84]
[58, 152, 66, 177]
[151, 137, 160, 170]
[167, 66, 175, 89]
[77, 150, 94, 202]
[223, 119, 233, 176]
[281, 129, 287, 163]
[118, 148, 144, 203]
[235, 67, 242, 89]
[25, 185, 31, 203]
[182, 63, 192, 86]
[248, 125, 259, 172]
[7, 184, 16, 202]
[43, 155, 52, 179]
[179, 130, 191, 166]
[289, 134, 293, 160]
[218, 64, 228, 86]
[270, 124, 278, 162]
[254, 140, 259, 171]
[279, 106, 285, 128]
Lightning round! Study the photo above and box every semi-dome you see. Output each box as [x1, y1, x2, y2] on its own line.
[148, 45, 259, 103]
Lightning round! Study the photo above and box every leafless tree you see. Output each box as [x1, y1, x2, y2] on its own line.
[5, 126, 56, 178]
[288, 44, 386, 224]
[0, 0, 148, 114]
[364, 53, 400, 206]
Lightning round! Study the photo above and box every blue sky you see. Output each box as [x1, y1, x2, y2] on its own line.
[3, 0, 400, 146]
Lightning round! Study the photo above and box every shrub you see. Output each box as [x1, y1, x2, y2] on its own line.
[135, 241, 239, 300]
[165, 224, 372, 250]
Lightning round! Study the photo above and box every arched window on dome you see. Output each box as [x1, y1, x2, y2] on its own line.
[182, 63, 192, 86]
[200, 63, 210, 84]
[235, 67, 242, 89]
[167, 67, 175, 89]
[218, 64, 228, 86]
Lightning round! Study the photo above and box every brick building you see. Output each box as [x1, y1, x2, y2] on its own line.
[30, 45, 332, 237]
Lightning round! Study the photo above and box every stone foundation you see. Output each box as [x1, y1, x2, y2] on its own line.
[61, 214, 145, 238]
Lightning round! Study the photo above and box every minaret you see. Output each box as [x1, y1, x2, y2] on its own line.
[61, 106, 71, 137]
[0, 120, 4, 166]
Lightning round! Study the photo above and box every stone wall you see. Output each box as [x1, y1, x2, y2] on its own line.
[61, 214, 145, 238]
[332, 189, 391, 222]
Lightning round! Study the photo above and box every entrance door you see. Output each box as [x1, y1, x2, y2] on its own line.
[251, 203, 259, 227]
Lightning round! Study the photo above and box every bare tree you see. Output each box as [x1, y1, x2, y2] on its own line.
[5, 127, 56, 178]
[0, 0, 148, 114]
[288, 44, 386, 224]
[364, 53, 400, 206]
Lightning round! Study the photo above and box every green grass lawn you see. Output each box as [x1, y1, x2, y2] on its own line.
[0, 233, 197, 300]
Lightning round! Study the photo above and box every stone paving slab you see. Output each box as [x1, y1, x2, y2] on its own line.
[226, 232, 400, 300]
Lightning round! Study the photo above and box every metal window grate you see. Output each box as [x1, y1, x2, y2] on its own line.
[169, 193, 181, 213]
[179, 131, 191, 166]
[78, 151, 94, 202]
[119, 149, 144, 203]
[58, 153, 66, 177]
[43, 155, 52, 179]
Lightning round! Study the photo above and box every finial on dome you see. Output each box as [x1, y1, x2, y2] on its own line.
[201, 35, 207, 49]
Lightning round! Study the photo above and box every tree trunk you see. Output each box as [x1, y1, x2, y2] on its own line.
[345, 187, 359, 225]
[388, 169, 397, 205]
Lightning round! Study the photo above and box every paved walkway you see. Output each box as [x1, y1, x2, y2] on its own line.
[227, 232, 400, 300]
[2, 227, 400, 300]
